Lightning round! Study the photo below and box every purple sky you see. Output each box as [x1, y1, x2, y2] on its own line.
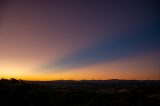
[0, 0, 159, 80]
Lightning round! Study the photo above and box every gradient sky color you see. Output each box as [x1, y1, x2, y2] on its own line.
[0, 0, 159, 80]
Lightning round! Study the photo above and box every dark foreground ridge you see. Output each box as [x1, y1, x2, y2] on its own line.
[0, 78, 160, 106]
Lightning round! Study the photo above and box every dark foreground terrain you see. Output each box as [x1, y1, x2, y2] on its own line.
[0, 78, 160, 106]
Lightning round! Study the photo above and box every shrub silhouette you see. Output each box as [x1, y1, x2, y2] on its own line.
[0, 78, 160, 106]
[25, 89, 53, 106]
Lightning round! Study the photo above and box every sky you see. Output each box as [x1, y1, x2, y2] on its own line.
[0, 0, 159, 80]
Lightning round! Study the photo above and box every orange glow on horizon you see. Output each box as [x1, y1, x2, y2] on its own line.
[0, 52, 159, 81]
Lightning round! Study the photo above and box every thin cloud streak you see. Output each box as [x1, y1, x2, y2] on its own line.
[41, 22, 159, 72]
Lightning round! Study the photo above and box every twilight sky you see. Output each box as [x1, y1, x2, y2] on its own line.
[0, 0, 159, 80]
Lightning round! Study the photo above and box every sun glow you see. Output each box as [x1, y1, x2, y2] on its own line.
[0, 66, 31, 79]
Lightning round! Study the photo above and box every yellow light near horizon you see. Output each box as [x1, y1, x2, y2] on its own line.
[0, 66, 32, 79]
[0, 52, 159, 81]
